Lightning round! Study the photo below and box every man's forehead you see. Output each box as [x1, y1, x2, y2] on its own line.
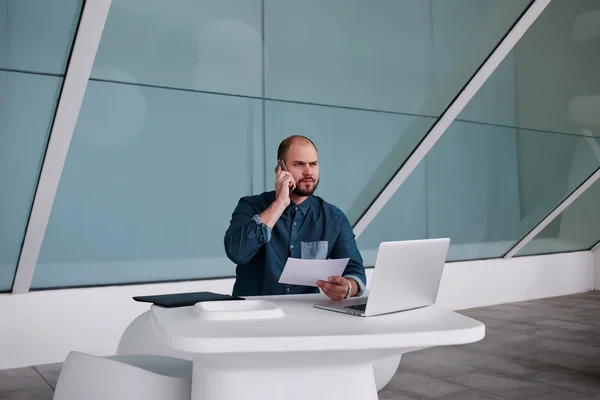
[289, 158, 318, 163]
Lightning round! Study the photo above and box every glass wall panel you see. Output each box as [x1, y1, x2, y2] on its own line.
[91, 0, 262, 97]
[512, 0, 600, 136]
[358, 125, 600, 263]
[287, 0, 534, 224]
[0, 0, 83, 75]
[359, 0, 600, 262]
[518, 162, 600, 256]
[0, 1, 81, 291]
[265, 0, 530, 115]
[0, 72, 62, 291]
[33, 82, 262, 288]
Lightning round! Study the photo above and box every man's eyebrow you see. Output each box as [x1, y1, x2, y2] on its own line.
[291, 160, 319, 163]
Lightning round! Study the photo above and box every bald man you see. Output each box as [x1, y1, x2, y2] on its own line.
[224, 135, 366, 301]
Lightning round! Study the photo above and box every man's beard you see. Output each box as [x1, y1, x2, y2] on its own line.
[293, 178, 319, 196]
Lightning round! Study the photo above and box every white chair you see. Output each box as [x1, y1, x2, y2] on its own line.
[53, 351, 192, 400]
[117, 311, 401, 391]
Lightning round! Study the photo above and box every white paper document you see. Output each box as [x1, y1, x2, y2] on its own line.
[278, 257, 350, 287]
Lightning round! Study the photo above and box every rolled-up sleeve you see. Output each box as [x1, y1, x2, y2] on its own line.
[224, 198, 272, 265]
[330, 213, 367, 296]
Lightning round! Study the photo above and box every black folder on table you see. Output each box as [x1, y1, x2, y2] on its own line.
[133, 291, 245, 308]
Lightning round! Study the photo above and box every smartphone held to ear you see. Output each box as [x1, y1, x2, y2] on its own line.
[275, 159, 294, 192]
[274, 159, 287, 173]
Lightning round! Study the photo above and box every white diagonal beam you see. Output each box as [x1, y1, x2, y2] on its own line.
[353, 0, 552, 238]
[504, 166, 600, 258]
[11, 0, 112, 293]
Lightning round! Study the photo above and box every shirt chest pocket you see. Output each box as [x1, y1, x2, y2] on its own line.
[301, 241, 328, 260]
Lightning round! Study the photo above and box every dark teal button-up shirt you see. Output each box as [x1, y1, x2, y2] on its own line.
[224, 191, 366, 297]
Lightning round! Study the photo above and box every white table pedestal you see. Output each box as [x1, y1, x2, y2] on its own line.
[192, 359, 379, 400]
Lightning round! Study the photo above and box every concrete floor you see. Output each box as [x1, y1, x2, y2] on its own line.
[1, 291, 599, 399]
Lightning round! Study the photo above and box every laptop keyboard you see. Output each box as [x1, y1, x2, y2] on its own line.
[345, 303, 367, 312]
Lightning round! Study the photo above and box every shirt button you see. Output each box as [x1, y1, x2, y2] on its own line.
[295, 207, 298, 211]
[290, 245, 294, 249]
[286, 287, 290, 293]
[293, 222, 297, 225]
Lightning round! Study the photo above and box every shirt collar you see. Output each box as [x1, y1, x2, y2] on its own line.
[290, 195, 314, 216]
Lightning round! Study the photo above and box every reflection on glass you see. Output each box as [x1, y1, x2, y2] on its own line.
[0, 72, 62, 291]
[91, 0, 262, 96]
[358, 123, 600, 263]
[518, 141, 600, 256]
[33, 81, 262, 289]
[0, 0, 83, 75]
[511, 0, 600, 136]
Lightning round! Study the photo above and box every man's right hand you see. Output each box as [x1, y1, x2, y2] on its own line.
[259, 168, 295, 228]
[275, 167, 296, 206]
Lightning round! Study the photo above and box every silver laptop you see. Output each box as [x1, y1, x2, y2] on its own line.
[314, 238, 450, 317]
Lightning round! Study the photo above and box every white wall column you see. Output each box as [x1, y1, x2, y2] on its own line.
[594, 243, 600, 289]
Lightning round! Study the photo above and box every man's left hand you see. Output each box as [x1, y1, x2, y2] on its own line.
[317, 276, 355, 301]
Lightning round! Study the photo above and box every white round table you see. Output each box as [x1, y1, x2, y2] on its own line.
[150, 293, 485, 400]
